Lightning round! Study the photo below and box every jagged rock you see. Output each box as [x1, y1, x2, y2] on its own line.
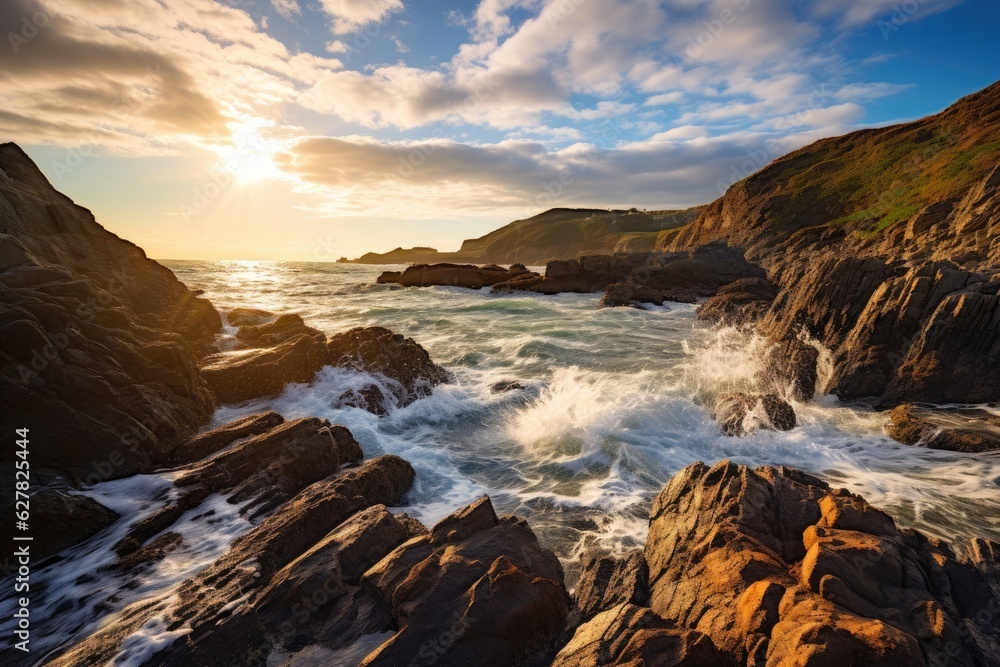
[552, 603, 725, 667]
[358, 495, 570, 666]
[115, 417, 363, 560]
[327, 326, 450, 409]
[573, 549, 649, 621]
[377, 263, 538, 289]
[697, 276, 776, 325]
[227, 307, 275, 327]
[712, 392, 796, 435]
[0, 465, 118, 560]
[199, 332, 328, 404]
[887, 404, 1000, 452]
[168, 411, 285, 464]
[645, 460, 1000, 666]
[50, 455, 416, 667]
[0, 144, 222, 481]
[234, 313, 322, 349]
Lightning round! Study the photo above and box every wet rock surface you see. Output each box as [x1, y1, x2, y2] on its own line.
[327, 326, 451, 409]
[712, 392, 797, 436]
[887, 403, 1000, 452]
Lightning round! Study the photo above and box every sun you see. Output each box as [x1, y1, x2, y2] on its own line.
[215, 120, 282, 184]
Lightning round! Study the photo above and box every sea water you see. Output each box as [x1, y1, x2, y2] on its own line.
[4, 260, 999, 662]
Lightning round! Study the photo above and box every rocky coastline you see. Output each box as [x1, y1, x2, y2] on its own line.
[3, 83, 1000, 667]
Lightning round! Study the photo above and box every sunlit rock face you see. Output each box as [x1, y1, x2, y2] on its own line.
[643, 461, 1000, 667]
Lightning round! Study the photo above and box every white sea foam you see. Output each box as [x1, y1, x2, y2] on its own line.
[12, 260, 998, 657]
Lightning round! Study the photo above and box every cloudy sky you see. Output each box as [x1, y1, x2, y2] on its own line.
[2, 0, 997, 260]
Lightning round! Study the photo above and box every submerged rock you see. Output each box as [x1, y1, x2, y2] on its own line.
[491, 379, 524, 393]
[887, 403, 1000, 452]
[712, 392, 797, 436]
[645, 460, 1000, 666]
[226, 307, 275, 327]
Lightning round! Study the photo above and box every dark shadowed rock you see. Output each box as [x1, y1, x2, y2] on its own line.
[697, 276, 776, 325]
[199, 332, 328, 404]
[573, 549, 649, 621]
[887, 403, 1000, 452]
[499, 243, 765, 297]
[0, 144, 222, 481]
[327, 326, 450, 408]
[552, 603, 726, 667]
[491, 379, 523, 393]
[0, 465, 118, 560]
[377, 263, 538, 289]
[712, 392, 796, 436]
[115, 417, 363, 561]
[760, 338, 819, 401]
[168, 410, 285, 464]
[599, 283, 699, 308]
[645, 460, 1000, 666]
[336, 384, 390, 415]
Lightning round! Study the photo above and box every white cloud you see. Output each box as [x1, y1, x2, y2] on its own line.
[319, 0, 404, 34]
[271, 0, 301, 21]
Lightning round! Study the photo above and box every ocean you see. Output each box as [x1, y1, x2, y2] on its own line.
[6, 259, 1000, 663]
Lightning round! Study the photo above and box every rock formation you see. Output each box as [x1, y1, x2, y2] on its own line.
[377, 262, 538, 289]
[0, 143, 222, 482]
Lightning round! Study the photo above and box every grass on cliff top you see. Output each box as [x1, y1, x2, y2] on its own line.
[767, 103, 1000, 237]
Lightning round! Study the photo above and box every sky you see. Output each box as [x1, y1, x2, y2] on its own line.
[1, 0, 998, 260]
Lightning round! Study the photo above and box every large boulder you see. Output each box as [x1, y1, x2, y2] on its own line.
[697, 276, 776, 325]
[327, 326, 451, 409]
[645, 460, 1000, 666]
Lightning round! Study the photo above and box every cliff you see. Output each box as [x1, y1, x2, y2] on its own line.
[344, 206, 703, 265]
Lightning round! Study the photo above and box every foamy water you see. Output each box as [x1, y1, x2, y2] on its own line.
[4, 260, 999, 662]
